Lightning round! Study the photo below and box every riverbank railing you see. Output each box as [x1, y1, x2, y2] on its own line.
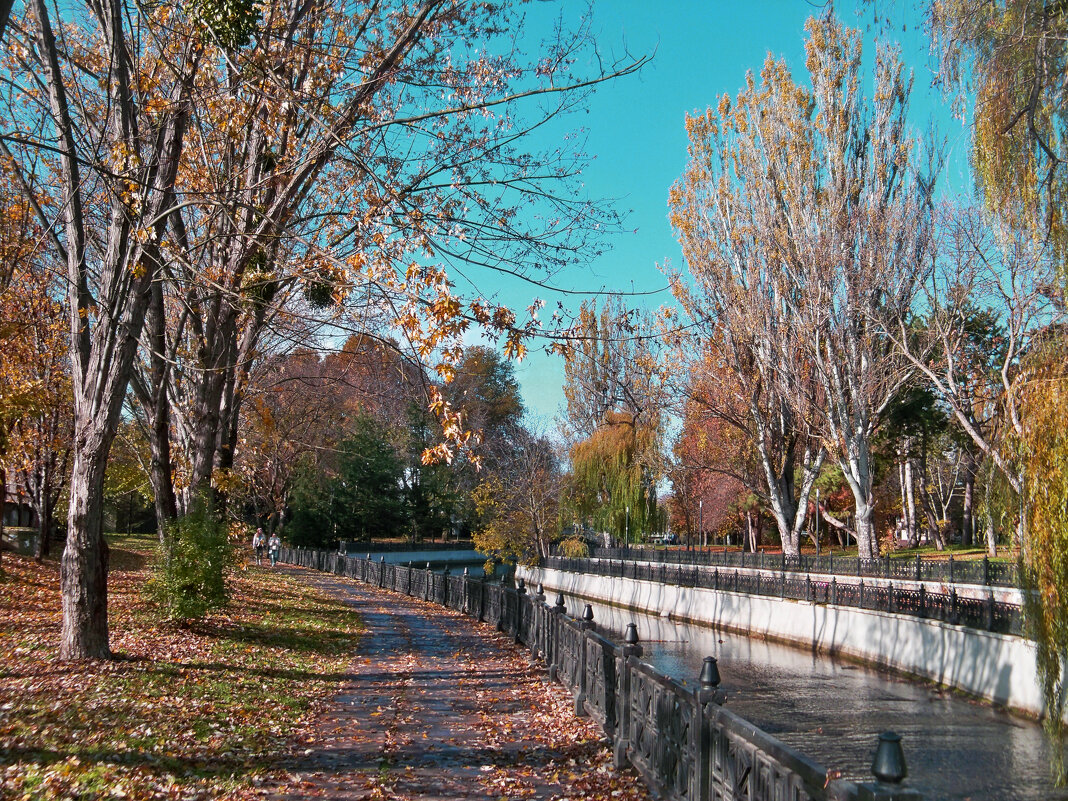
[339, 539, 476, 554]
[279, 546, 923, 801]
[572, 546, 1019, 588]
[542, 555, 1024, 636]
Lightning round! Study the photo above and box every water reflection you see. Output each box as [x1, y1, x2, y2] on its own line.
[558, 597, 1066, 801]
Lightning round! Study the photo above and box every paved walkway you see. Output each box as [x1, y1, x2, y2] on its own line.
[266, 568, 650, 800]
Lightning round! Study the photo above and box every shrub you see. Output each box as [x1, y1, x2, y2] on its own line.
[147, 495, 234, 622]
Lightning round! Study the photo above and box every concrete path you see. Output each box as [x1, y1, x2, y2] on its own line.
[266, 568, 650, 800]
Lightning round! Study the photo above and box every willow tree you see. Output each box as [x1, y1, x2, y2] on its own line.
[670, 15, 937, 559]
[560, 298, 666, 542]
[1011, 335, 1068, 779]
[566, 411, 662, 543]
[931, 0, 1068, 265]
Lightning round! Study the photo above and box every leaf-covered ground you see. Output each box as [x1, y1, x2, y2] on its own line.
[258, 571, 652, 801]
[0, 534, 363, 800]
[1, 539, 652, 800]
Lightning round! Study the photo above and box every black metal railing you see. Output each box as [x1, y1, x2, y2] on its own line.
[571, 546, 1020, 588]
[541, 556, 1024, 636]
[278, 546, 924, 801]
[340, 540, 477, 554]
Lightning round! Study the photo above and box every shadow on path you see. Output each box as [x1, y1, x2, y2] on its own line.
[264, 568, 650, 800]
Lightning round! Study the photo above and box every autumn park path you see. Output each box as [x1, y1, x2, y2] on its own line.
[267, 567, 649, 801]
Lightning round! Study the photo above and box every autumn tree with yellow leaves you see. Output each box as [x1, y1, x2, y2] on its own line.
[927, 0, 1068, 768]
[671, 14, 938, 559]
[2, 0, 644, 658]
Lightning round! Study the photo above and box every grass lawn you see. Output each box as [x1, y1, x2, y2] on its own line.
[0, 532, 362, 800]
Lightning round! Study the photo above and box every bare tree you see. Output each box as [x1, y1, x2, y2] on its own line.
[671, 16, 935, 556]
[885, 204, 1061, 552]
[5, 0, 200, 657]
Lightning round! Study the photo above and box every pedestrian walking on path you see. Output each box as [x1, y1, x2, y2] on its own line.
[268, 532, 281, 567]
[252, 527, 266, 565]
[264, 569, 650, 801]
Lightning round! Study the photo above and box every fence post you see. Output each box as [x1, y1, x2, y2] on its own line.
[549, 594, 566, 681]
[613, 623, 642, 770]
[831, 577, 837, 606]
[915, 554, 922, 582]
[693, 656, 727, 800]
[515, 579, 527, 644]
[856, 732, 922, 800]
[983, 556, 990, 586]
[573, 605, 594, 716]
[986, 591, 995, 631]
[949, 555, 955, 585]
[532, 584, 546, 659]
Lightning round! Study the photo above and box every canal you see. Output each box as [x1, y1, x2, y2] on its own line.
[557, 595, 1066, 801]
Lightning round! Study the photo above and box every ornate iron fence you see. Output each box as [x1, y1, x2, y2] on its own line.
[573, 546, 1020, 588]
[543, 556, 1024, 636]
[277, 547, 923, 801]
[341, 540, 476, 554]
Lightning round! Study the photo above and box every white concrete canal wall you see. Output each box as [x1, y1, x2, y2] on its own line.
[518, 564, 1051, 720]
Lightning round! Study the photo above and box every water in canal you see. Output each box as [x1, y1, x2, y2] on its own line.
[556, 596, 1066, 801]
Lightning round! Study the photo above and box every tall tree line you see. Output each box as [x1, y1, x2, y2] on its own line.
[0, 0, 643, 658]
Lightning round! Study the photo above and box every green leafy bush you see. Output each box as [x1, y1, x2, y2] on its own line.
[147, 495, 234, 622]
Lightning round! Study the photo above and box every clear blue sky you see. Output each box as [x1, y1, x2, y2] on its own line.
[476, 1, 973, 422]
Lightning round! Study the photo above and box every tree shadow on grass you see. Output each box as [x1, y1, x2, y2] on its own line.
[162, 658, 360, 684]
[187, 619, 359, 656]
[0, 735, 612, 795]
[109, 548, 149, 571]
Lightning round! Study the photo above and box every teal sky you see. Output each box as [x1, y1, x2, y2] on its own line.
[472, 1, 975, 423]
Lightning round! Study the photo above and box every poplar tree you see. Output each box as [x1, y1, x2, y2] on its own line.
[671, 15, 937, 558]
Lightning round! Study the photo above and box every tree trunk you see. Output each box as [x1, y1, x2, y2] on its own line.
[142, 279, 178, 536]
[60, 432, 111, 660]
[840, 449, 878, 559]
[986, 512, 997, 558]
[35, 483, 52, 561]
[854, 501, 878, 559]
[904, 459, 920, 546]
[0, 463, 6, 570]
[961, 450, 977, 548]
[919, 493, 944, 550]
